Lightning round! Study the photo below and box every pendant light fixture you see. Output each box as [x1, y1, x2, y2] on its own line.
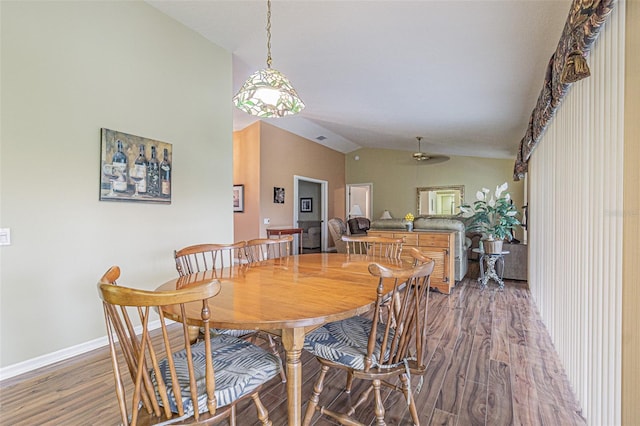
[233, 0, 305, 118]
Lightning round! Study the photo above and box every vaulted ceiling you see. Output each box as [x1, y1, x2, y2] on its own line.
[148, 0, 571, 159]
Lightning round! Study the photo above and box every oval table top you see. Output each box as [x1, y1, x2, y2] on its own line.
[156, 252, 409, 330]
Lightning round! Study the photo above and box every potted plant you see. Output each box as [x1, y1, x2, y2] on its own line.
[460, 182, 521, 254]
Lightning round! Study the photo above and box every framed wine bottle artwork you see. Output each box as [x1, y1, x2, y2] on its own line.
[99, 128, 172, 204]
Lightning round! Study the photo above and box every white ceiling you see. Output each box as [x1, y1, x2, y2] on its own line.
[147, 0, 571, 159]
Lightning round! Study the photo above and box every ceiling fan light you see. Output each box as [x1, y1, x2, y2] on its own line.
[413, 152, 430, 161]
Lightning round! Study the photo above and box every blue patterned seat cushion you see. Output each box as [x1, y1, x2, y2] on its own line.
[207, 327, 256, 338]
[151, 334, 281, 416]
[304, 316, 393, 371]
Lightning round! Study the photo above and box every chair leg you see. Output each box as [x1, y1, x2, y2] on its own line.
[303, 364, 329, 426]
[372, 379, 386, 425]
[348, 383, 373, 416]
[251, 393, 272, 426]
[400, 373, 419, 425]
[266, 334, 287, 383]
[345, 371, 354, 393]
[229, 404, 236, 426]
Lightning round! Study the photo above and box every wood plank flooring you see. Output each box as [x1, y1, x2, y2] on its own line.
[0, 262, 586, 425]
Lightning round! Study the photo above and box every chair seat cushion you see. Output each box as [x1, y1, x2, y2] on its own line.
[152, 334, 281, 416]
[210, 328, 256, 338]
[303, 316, 392, 371]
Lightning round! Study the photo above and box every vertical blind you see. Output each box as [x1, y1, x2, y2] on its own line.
[528, 2, 624, 424]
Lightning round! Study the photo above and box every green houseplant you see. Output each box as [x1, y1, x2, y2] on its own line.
[460, 182, 521, 254]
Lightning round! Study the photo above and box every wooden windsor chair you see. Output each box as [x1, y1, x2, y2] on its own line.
[302, 247, 435, 425]
[174, 241, 249, 277]
[174, 241, 288, 382]
[98, 266, 280, 425]
[242, 235, 295, 382]
[341, 235, 404, 259]
[245, 235, 294, 262]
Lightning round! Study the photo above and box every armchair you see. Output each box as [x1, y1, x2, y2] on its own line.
[327, 218, 348, 253]
[298, 220, 322, 249]
[347, 217, 370, 235]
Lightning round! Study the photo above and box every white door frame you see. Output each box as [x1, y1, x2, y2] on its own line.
[293, 175, 329, 252]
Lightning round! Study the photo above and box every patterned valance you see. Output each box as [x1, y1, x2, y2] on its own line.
[513, 0, 615, 180]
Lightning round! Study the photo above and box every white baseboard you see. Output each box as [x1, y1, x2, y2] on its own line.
[0, 319, 163, 382]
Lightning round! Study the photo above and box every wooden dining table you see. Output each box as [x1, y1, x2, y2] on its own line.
[155, 252, 410, 426]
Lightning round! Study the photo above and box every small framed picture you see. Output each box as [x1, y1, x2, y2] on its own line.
[274, 187, 285, 204]
[300, 197, 312, 212]
[233, 184, 244, 212]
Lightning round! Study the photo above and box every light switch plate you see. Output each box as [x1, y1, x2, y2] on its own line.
[264, 218, 270, 224]
[0, 228, 10, 245]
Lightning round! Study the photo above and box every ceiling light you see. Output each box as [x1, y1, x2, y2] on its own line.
[233, 0, 304, 118]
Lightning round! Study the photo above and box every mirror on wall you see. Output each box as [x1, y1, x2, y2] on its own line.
[417, 185, 464, 216]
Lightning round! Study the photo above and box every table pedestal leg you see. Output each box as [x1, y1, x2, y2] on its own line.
[188, 325, 200, 344]
[282, 327, 305, 426]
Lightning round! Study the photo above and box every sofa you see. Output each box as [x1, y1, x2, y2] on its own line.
[369, 216, 470, 281]
[298, 220, 321, 249]
[501, 242, 528, 280]
[414, 217, 469, 281]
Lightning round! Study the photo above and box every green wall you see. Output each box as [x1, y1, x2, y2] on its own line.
[346, 148, 524, 227]
[1, 1, 232, 368]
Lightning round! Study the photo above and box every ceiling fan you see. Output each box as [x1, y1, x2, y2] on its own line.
[411, 137, 450, 165]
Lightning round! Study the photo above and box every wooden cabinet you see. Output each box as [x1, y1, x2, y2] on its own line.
[368, 230, 456, 294]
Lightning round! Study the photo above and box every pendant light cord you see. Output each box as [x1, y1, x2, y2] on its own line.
[266, 0, 272, 68]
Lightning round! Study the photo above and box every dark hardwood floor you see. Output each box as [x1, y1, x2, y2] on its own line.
[0, 262, 585, 425]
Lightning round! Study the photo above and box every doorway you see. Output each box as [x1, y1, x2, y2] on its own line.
[293, 176, 329, 252]
[346, 183, 372, 219]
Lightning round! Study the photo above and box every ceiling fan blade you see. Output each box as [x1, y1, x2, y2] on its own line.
[413, 155, 450, 165]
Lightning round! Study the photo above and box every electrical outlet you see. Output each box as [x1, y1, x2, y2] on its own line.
[264, 218, 270, 224]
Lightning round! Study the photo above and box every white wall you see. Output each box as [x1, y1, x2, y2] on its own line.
[0, 1, 233, 368]
[527, 3, 629, 423]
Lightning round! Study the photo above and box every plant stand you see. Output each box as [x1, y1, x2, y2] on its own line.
[473, 248, 510, 290]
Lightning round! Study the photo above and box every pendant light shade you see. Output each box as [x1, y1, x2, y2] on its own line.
[233, 0, 304, 118]
[233, 68, 304, 117]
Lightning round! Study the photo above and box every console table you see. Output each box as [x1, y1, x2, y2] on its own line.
[367, 229, 456, 294]
[266, 226, 304, 254]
